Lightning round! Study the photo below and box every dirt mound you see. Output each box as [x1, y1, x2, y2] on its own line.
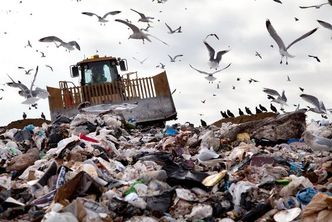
[212, 112, 277, 127]
[4, 118, 51, 131]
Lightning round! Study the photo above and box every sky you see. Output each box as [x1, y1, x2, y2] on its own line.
[0, 0, 331, 126]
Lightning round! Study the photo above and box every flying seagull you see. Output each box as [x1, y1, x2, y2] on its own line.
[263, 87, 287, 106]
[130, 9, 154, 23]
[299, 2, 330, 9]
[249, 78, 259, 84]
[205, 33, 219, 40]
[317, 20, 332, 38]
[287, 75, 291, 81]
[189, 63, 231, 83]
[39, 36, 80, 51]
[203, 41, 230, 69]
[115, 19, 168, 45]
[266, 19, 318, 64]
[132, 57, 148, 64]
[308, 55, 320, 62]
[255, 51, 262, 59]
[81, 11, 121, 25]
[168, 54, 183, 62]
[300, 94, 328, 114]
[156, 62, 165, 69]
[18, 66, 34, 75]
[165, 23, 181, 34]
[45, 64, 53, 71]
[273, 0, 282, 4]
[7, 66, 48, 105]
[24, 40, 32, 48]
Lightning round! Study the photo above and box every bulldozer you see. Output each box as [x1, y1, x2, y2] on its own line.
[46, 55, 177, 125]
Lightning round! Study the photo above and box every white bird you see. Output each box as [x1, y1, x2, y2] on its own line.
[203, 41, 230, 70]
[130, 9, 154, 23]
[132, 56, 148, 64]
[189, 63, 231, 83]
[300, 94, 328, 114]
[115, 19, 168, 45]
[6, 66, 49, 105]
[81, 11, 121, 25]
[165, 23, 181, 34]
[317, 20, 332, 39]
[263, 88, 287, 106]
[303, 131, 332, 152]
[39, 36, 80, 51]
[266, 19, 318, 65]
[168, 54, 183, 62]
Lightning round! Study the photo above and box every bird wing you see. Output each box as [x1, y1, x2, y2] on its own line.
[39, 36, 64, 43]
[103, 11, 121, 18]
[147, 33, 168, 45]
[141, 57, 148, 63]
[45, 64, 53, 71]
[281, 90, 287, 102]
[317, 20, 332, 30]
[115, 19, 140, 33]
[189, 64, 209, 75]
[203, 41, 215, 60]
[212, 63, 231, 74]
[68, 41, 81, 50]
[7, 75, 30, 96]
[174, 54, 183, 60]
[29, 66, 38, 96]
[300, 94, 321, 109]
[263, 88, 281, 97]
[82, 12, 101, 19]
[266, 19, 286, 51]
[215, 50, 229, 63]
[130, 8, 145, 18]
[33, 87, 49, 99]
[165, 22, 173, 32]
[286, 27, 318, 50]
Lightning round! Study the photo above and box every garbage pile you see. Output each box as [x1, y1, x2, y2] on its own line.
[1, 110, 332, 222]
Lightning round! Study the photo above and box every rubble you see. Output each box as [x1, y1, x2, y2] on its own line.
[0, 110, 332, 221]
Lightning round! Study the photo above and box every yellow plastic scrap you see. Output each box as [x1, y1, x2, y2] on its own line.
[202, 170, 227, 187]
[236, 133, 250, 142]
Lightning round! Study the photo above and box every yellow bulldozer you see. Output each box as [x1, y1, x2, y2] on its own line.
[47, 55, 177, 125]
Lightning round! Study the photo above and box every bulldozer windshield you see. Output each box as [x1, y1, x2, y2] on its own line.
[82, 61, 119, 85]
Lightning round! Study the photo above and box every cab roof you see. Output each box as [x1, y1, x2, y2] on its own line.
[77, 55, 118, 65]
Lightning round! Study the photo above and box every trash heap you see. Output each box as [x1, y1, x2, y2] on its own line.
[1, 110, 332, 222]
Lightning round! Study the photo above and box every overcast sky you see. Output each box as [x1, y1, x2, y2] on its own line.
[0, 0, 331, 126]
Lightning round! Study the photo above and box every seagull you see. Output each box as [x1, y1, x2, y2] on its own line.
[201, 99, 206, 104]
[156, 62, 165, 69]
[205, 33, 219, 40]
[165, 23, 181, 34]
[299, 87, 304, 92]
[300, 94, 328, 114]
[189, 63, 231, 83]
[255, 51, 262, 59]
[39, 36, 80, 51]
[141, 23, 153, 32]
[200, 119, 207, 127]
[249, 78, 259, 84]
[130, 9, 154, 23]
[81, 11, 121, 25]
[24, 40, 32, 48]
[203, 41, 230, 69]
[287, 75, 291, 81]
[168, 54, 183, 62]
[41, 112, 46, 120]
[115, 19, 168, 45]
[259, 104, 268, 112]
[227, 109, 235, 118]
[7, 66, 49, 105]
[266, 19, 318, 65]
[303, 131, 332, 152]
[245, 107, 253, 115]
[18, 67, 33, 75]
[45, 64, 53, 71]
[317, 20, 332, 38]
[132, 57, 148, 64]
[263, 88, 287, 106]
[299, 3, 330, 9]
[23, 112, 27, 120]
[308, 55, 321, 62]
[238, 108, 244, 116]
[294, 17, 299, 22]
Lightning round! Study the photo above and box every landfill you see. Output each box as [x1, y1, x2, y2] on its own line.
[1, 110, 332, 222]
